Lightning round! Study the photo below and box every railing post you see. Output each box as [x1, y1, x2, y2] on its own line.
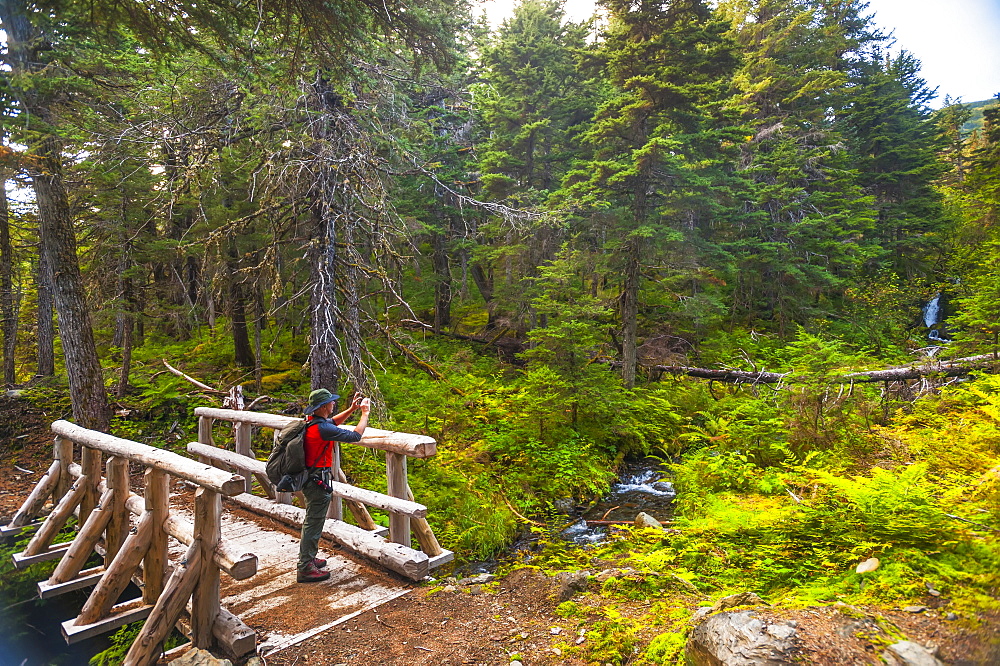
[235, 422, 252, 494]
[54, 436, 73, 502]
[80, 446, 102, 525]
[192, 487, 221, 648]
[197, 416, 214, 447]
[327, 442, 343, 520]
[143, 469, 169, 603]
[385, 452, 410, 546]
[105, 457, 129, 563]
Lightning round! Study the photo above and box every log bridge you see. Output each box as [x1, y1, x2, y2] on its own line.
[2, 410, 453, 665]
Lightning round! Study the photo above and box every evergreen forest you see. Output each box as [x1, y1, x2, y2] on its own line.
[1, 0, 999, 662]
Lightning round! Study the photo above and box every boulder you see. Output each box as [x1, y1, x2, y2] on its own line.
[554, 570, 591, 601]
[169, 648, 233, 666]
[634, 512, 662, 529]
[686, 610, 797, 666]
[881, 641, 943, 666]
[458, 573, 495, 585]
[711, 592, 768, 613]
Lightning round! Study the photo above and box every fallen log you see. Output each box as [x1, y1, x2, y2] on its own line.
[648, 353, 1000, 385]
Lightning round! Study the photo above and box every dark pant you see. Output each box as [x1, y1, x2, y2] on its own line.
[298, 470, 331, 571]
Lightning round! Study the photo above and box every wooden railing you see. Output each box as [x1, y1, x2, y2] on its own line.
[3, 421, 257, 665]
[192, 407, 453, 578]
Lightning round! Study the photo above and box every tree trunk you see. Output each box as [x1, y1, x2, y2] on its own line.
[1, 170, 18, 386]
[34, 138, 110, 430]
[2, 0, 109, 429]
[620, 236, 640, 389]
[310, 204, 341, 391]
[36, 249, 55, 377]
[227, 238, 254, 369]
[431, 214, 452, 334]
[342, 214, 368, 395]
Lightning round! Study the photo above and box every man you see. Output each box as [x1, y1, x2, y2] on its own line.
[297, 388, 370, 583]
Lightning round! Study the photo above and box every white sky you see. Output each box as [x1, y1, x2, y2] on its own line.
[475, 0, 1000, 107]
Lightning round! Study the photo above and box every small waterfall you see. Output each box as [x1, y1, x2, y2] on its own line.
[923, 293, 942, 328]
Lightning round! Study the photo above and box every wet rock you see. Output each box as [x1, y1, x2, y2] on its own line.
[711, 592, 768, 612]
[169, 648, 232, 666]
[552, 498, 576, 515]
[555, 570, 591, 601]
[652, 481, 676, 496]
[855, 557, 880, 573]
[903, 605, 928, 613]
[458, 573, 495, 585]
[595, 567, 635, 583]
[686, 610, 797, 666]
[881, 641, 943, 666]
[634, 512, 662, 529]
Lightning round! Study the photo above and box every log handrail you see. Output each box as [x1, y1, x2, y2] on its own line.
[193, 407, 437, 458]
[193, 407, 450, 562]
[51, 420, 246, 495]
[186, 443, 429, 518]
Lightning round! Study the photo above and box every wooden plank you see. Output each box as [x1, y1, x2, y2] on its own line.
[50, 420, 245, 495]
[144, 468, 169, 603]
[386, 452, 410, 547]
[123, 541, 202, 666]
[427, 550, 455, 570]
[192, 488, 221, 648]
[49, 487, 115, 584]
[7, 460, 60, 528]
[38, 565, 104, 599]
[80, 446, 102, 525]
[76, 510, 153, 626]
[1, 520, 42, 537]
[12, 541, 72, 569]
[192, 408, 438, 458]
[124, 494, 257, 581]
[63, 599, 153, 644]
[229, 492, 429, 581]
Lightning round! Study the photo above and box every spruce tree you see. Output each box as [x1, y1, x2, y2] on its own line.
[563, 0, 739, 386]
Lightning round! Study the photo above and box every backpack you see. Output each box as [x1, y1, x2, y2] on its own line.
[266, 420, 311, 488]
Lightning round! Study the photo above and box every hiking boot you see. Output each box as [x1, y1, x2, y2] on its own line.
[314, 557, 327, 568]
[297, 562, 331, 583]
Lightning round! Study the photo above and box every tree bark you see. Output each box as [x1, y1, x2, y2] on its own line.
[620, 236, 640, 389]
[1, 170, 18, 386]
[33, 138, 111, 430]
[226, 239, 255, 369]
[36, 249, 55, 377]
[310, 204, 341, 391]
[431, 213, 452, 334]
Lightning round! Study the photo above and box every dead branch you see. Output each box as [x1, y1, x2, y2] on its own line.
[162, 360, 226, 394]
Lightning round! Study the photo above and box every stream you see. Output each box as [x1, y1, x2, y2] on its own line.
[562, 457, 676, 544]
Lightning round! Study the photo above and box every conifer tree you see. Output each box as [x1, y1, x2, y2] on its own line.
[563, 0, 739, 386]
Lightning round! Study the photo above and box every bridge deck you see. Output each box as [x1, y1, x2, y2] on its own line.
[169, 494, 413, 657]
